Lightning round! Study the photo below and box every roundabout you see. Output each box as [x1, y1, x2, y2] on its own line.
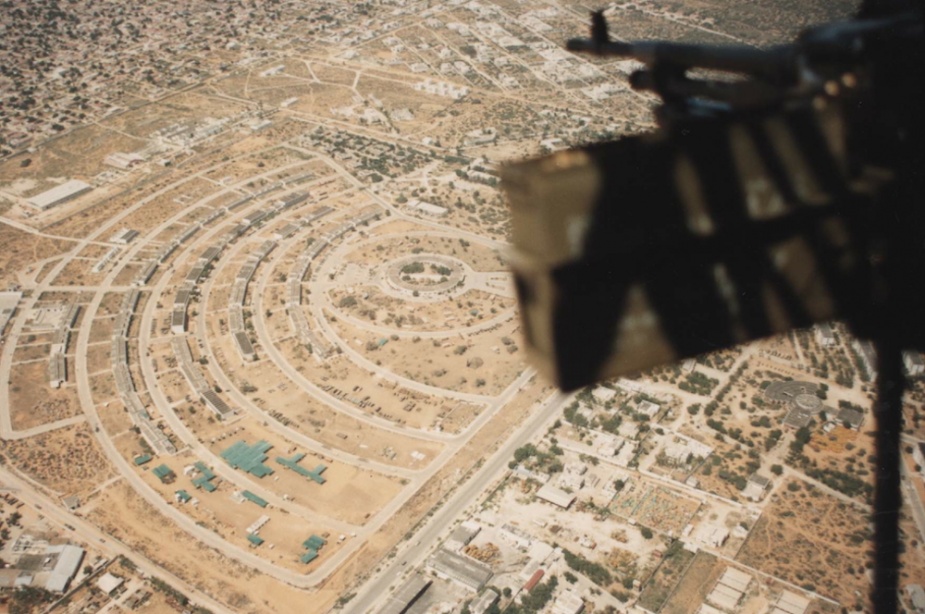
[0, 142, 543, 612]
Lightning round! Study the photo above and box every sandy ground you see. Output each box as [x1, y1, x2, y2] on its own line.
[737, 477, 874, 607]
[86, 481, 317, 614]
[8, 361, 82, 430]
[1, 424, 114, 500]
[202, 415, 404, 525]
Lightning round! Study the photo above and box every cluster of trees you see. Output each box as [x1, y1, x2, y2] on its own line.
[400, 261, 425, 275]
[507, 576, 558, 614]
[563, 549, 613, 586]
[563, 402, 588, 428]
[679, 371, 719, 395]
[805, 467, 873, 499]
[509, 443, 562, 474]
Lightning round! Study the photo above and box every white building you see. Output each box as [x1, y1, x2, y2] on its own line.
[551, 589, 585, 614]
[104, 152, 145, 169]
[905, 351, 925, 377]
[536, 483, 575, 509]
[110, 228, 139, 244]
[96, 572, 124, 595]
[406, 199, 448, 217]
[637, 400, 660, 418]
[43, 544, 84, 592]
[814, 323, 836, 347]
[26, 180, 92, 211]
[591, 385, 616, 404]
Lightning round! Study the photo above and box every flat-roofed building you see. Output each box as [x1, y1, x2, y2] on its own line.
[536, 483, 576, 509]
[814, 323, 836, 346]
[905, 584, 925, 613]
[637, 399, 660, 418]
[592, 385, 616, 404]
[171, 307, 187, 334]
[551, 589, 585, 614]
[27, 180, 92, 210]
[471, 589, 500, 614]
[104, 152, 145, 169]
[110, 228, 139, 244]
[445, 521, 481, 552]
[427, 548, 492, 592]
[48, 352, 67, 388]
[905, 352, 925, 377]
[201, 390, 232, 417]
[706, 584, 740, 611]
[43, 544, 84, 592]
[407, 199, 448, 217]
[772, 590, 810, 614]
[718, 567, 751, 592]
[234, 331, 257, 362]
[378, 574, 432, 614]
[836, 406, 865, 430]
[96, 572, 124, 595]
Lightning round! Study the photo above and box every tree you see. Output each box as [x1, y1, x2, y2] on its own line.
[770, 464, 784, 476]
[640, 527, 654, 539]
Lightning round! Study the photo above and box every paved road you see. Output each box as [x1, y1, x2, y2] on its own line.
[0, 460, 234, 614]
[346, 389, 570, 614]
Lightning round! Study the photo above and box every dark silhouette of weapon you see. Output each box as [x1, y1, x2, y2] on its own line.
[502, 5, 922, 612]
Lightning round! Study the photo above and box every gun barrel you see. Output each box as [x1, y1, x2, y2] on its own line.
[634, 42, 793, 77]
[567, 37, 795, 83]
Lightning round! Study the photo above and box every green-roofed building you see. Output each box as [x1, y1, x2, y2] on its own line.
[191, 462, 217, 492]
[194, 461, 215, 480]
[300, 550, 318, 564]
[133, 454, 152, 466]
[302, 535, 326, 551]
[192, 476, 217, 492]
[242, 490, 268, 508]
[247, 533, 265, 547]
[152, 464, 176, 484]
[175, 490, 192, 503]
[221, 440, 274, 477]
[276, 453, 326, 484]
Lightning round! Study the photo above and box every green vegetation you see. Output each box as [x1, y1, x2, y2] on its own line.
[508, 575, 558, 614]
[510, 444, 563, 474]
[679, 371, 719, 396]
[599, 413, 623, 434]
[401, 261, 425, 275]
[637, 541, 696, 611]
[789, 426, 813, 456]
[765, 428, 783, 451]
[149, 578, 189, 606]
[563, 548, 613, 586]
[8, 587, 54, 614]
[564, 402, 589, 428]
[805, 467, 873, 498]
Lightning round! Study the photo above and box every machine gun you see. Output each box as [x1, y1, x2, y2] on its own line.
[502, 5, 922, 613]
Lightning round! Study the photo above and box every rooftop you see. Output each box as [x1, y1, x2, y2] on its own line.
[221, 440, 274, 477]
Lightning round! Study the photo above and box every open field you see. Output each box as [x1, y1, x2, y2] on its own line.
[737, 478, 871, 606]
[87, 482, 312, 614]
[661, 551, 725, 614]
[8, 361, 82, 430]
[0, 2, 894, 611]
[1, 424, 114, 499]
